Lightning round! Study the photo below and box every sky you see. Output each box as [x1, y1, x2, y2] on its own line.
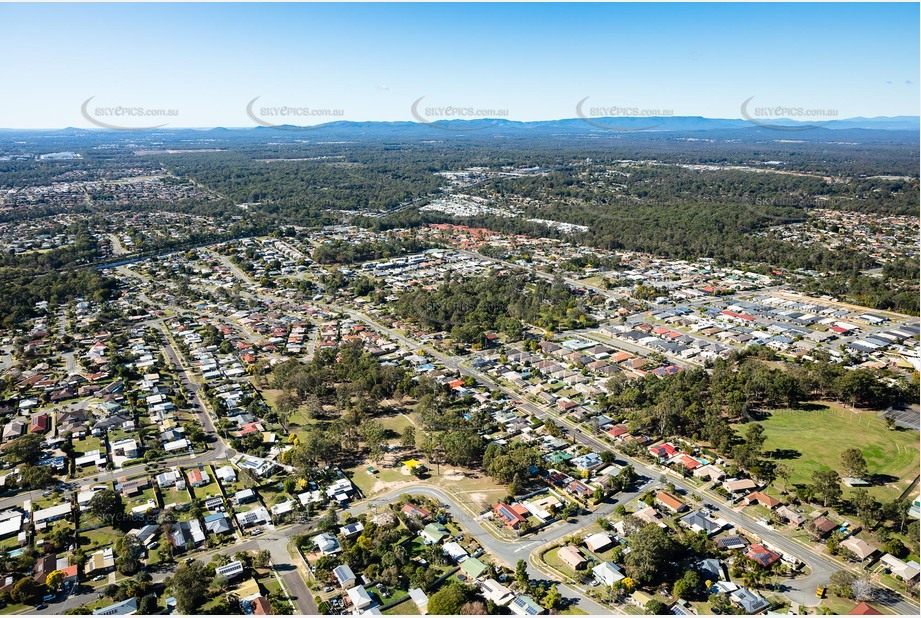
[0, 2, 918, 129]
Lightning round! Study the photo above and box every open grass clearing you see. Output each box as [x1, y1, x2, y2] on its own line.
[735, 401, 919, 502]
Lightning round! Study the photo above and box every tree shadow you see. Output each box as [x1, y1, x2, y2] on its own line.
[765, 448, 801, 461]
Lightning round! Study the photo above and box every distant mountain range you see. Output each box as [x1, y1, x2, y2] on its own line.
[2, 115, 919, 134]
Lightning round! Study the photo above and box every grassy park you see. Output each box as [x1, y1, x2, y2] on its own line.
[744, 401, 919, 502]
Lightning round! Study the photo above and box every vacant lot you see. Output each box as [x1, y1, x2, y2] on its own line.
[743, 401, 920, 502]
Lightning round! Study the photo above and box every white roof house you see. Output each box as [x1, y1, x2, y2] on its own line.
[480, 579, 514, 606]
[442, 541, 468, 562]
[347, 585, 374, 610]
[215, 560, 245, 580]
[333, 564, 357, 588]
[408, 588, 429, 614]
[235, 507, 271, 527]
[215, 465, 237, 483]
[33, 502, 72, 526]
[156, 469, 182, 488]
[313, 532, 341, 554]
[592, 561, 625, 587]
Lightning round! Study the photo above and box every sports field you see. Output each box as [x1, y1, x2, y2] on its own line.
[738, 401, 920, 502]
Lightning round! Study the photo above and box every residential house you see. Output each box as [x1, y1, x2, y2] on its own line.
[745, 543, 782, 568]
[656, 491, 687, 513]
[680, 511, 724, 536]
[334, 565, 357, 589]
[215, 561, 245, 581]
[408, 588, 429, 614]
[347, 585, 375, 611]
[480, 579, 514, 606]
[729, 588, 770, 614]
[557, 546, 587, 570]
[848, 602, 883, 615]
[840, 537, 879, 562]
[460, 557, 488, 580]
[203, 512, 233, 535]
[510, 595, 545, 616]
[592, 562, 625, 587]
[421, 522, 448, 545]
[313, 533, 340, 555]
[584, 532, 614, 553]
[401, 503, 431, 521]
[494, 503, 528, 529]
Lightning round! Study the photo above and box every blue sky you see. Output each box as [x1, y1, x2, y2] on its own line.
[0, 2, 917, 128]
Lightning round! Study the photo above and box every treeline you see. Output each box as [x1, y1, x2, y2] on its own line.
[454, 165, 890, 272]
[602, 347, 914, 454]
[158, 148, 444, 214]
[270, 341, 415, 467]
[312, 237, 432, 265]
[0, 222, 119, 327]
[393, 270, 597, 342]
[801, 265, 920, 315]
[0, 223, 100, 271]
[0, 269, 117, 329]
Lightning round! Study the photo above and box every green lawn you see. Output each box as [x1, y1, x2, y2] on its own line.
[78, 526, 116, 551]
[74, 435, 102, 453]
[160, 485, 192, 508]
[737, 402, 920, 502]
[345, 463, 408, 497]
[541, 546, 583, 581]
[379, 413, 415, 443]
[383, 598, 420, 615]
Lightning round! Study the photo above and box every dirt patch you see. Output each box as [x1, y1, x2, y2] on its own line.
[370, 478, 414, 495]
[443, 470, 466, 481]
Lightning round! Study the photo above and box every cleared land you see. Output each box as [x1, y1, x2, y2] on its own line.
[745, 401, 920, 502]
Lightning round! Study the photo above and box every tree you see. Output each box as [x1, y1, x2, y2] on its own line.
[542, 584, 563, 610]
[851, 577, 878, 602]
[883, 537, 908, 559]
[114, 534, 143, 575]
[735, 423, 766, 469]
[361, 421, 388, 462]
[852, 489, 881, 530]
[624, 524, 679, 585]
[673, 570, 702, 601]
[830, 570, 857, 598]
[427, 583, 467, 615]
[138, 595, 160, 614]
[811, 470, 842, 507]
[45, 570, 65, 592]
[515, 559, 529, 589]
[319, 507, 338, 533]
[775, 463, 793, 492]
[401, 426, 416, 449]
[460, 601, 488, 614]
[884, 413, 896, 430]
[841, 448, 869, 480]
[645, 599, 669, 615]
[88, 489, 125, 527]
[11, 577, 41, 604]
[253, 550, 271, 569]
[18, 464, 54, 490]
[169, 560, 212, 614]
[2, 434, 44, 465]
